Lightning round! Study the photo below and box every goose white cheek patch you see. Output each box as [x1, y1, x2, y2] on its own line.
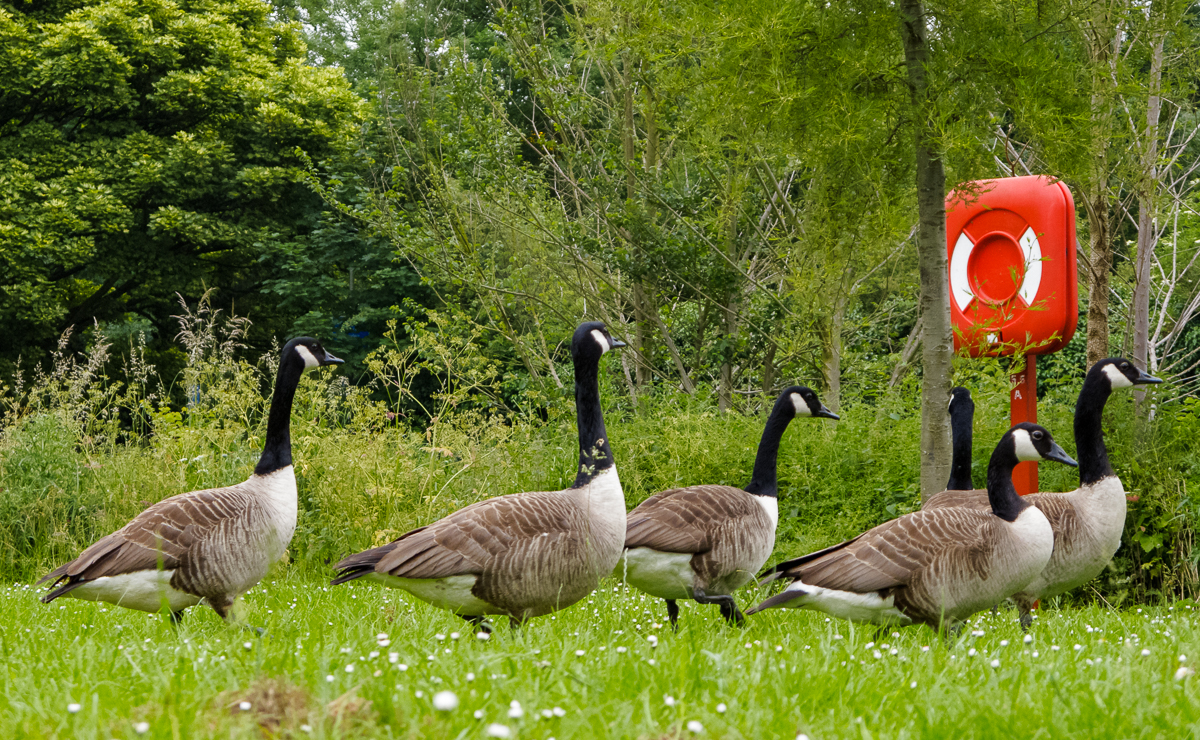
[1103, 364, 1134, 388]
[295, 345, 320, 370]
[589, 329, 610, 354]
[1011, 429, 1040, 462]
[791, 394, 813, 416]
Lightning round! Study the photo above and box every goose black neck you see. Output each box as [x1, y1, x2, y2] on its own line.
[743, 395, 796, 497]
[1074, 370, 1115, 485]
[986, 439, 1027, 522]
[572, 353, 613, 487]
[946, 402, 974, 490]
[254, 355, 303, 476]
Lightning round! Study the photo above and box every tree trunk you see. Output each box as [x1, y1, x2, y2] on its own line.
[822, 276, 850, 414]
[649, 304, 696, 394]
[762, 340, 777, 396]
[1133, 26, 1165, 411]
[1083, 3, 1123, 367]
[621, 55, 652, 386]
[718, 293, 739, 413]
[898, 0, 953, 500]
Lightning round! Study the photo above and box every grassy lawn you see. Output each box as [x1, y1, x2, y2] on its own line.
[3, 570, 1198, 739]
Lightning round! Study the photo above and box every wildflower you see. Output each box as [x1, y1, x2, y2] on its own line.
[909, 681, 917, 689]
[716, 703, 727, 713]
[999, 640, 1009, 647]
[243, 642, 253, 650]
[1181, 655, 1188, 663]
[508, 700, 524, 719]
[300, 725, 312, 733]
[474, 710, 485, 719]
[617, 646, 627, 653]
[135, 722, 150, 734]
[552, 707, 566, 717]
[873, 650, 882, 659]
[477, 632, 491, 641]
[1023, 634, 1033, 644]
[1175, 667, 1195, 681]
[575, 650, 585, 657]
[664, 695, 676, 707]
[990, 659, 1000, 668]
[436, 634, 446, 641]
[967, 648, 977, 657]
[1074, 644, 1083, 652]
[238, 701, 251, 711]
[687, 720, 705, 733]
[1141, 649, 1151, 657]
[325, 675, 334, 683]
[432, 691, 458, 711]
[450, 632, 461, 640]
[486, 724, 513, 738]
[67, 703, 81, 714]
[467, 672, 475, 682]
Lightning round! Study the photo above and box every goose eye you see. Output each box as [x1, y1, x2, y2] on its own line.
[1032, 431, 1044, 440]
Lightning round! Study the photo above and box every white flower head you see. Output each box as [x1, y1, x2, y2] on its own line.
[238, 701, 251, 711]
[134, 722, 150, 735]
[432, 691, 458, 711]
[687, 720, 705, 733]
[508, 700, 524, 719]
[486, 724, 513, 738]
[1176, 667, 1195, 681]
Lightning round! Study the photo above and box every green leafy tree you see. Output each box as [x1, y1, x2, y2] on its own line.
[0, 0, 365, 373]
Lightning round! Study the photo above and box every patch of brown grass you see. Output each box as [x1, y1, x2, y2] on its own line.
[214, 676, 313, 736]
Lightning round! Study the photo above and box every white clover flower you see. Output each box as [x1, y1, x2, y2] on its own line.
[474, 710, 485, 719]
[967, 648, 977, 657]
[1181, 655, 1189, 663]
[552, 707, 565, 717]
[325, 675, 334, 683]
[909, 681, 917, 689]
[1176, 667, 1195, 681]
[466, 672, 475, 682]
[300, 724, 312, 733]
[486, 724, 512, 738]
[873, 650, 882, 659]
[1142, 649, 1151, 656]
[345, 664, 355, 673]
[664, 695, 676, 707]
[971, 630, 984, 637]
[575, 650, 585, 657]
[508, 700, 524, 719]
[1023, 634, 1033, 644]
[990, 659, 1000, 668]
[135, 722, 150, 735]
[716, 703, 727, 713]
[436, 634, 446, 641]
[477, 632, 491, 641]
[243, 642, 253, 650]
[687, 720, 704, 733]
[450, 632, 461, 640]
[617, 647, 627, 654]
[999, 640, 1009, 647]
[67, 703, 81, 714]
[432, 691, 458, 711]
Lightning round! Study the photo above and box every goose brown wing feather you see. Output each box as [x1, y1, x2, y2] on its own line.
[1022, 492, 1079, 551]
[38, 486, 253, 596]
[786, 508, 995, 592]
[624, 486, 756, 553]
[921, 488, 989, 511]
[371, 491, 580, 580]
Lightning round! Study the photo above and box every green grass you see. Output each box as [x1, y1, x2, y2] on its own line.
[3, 573, 1199, 739]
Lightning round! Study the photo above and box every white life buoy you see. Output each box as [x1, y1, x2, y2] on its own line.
[949, 226, 1042, 312]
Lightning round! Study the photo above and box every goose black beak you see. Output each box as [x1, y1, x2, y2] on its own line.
[814, 405, 839, 421]
[1133, 368, 1162, 385]
[322, 351, 345, 366]
[1044, 441, 1078, 468]
[610, 338, 627, 349]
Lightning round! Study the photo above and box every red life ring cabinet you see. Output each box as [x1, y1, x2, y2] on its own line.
[946, 175, 1079, 493]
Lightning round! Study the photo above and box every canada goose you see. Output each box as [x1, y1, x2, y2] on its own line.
[748, 423, 1077, 631]
[947, 387, 975, 490]
[38, 338, 343, 623]
[618, 386, 837, 628]
[331, 321, 626, 629]
[922, 358, 1161, 628]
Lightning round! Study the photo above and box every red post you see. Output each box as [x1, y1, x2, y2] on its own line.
[1009, 354, 1038, 495]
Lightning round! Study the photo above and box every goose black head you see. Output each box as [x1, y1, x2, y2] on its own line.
[571, 321, 626, 361]
[783, 386, 839, 420]
[1094, 357, 1162, 389]
[949, 386, 974, 415]
[283, 337, 344, 373]
[1008, 422, 1077, 467]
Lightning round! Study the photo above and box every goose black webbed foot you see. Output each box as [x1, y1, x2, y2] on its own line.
[694, 588, 745, 627]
